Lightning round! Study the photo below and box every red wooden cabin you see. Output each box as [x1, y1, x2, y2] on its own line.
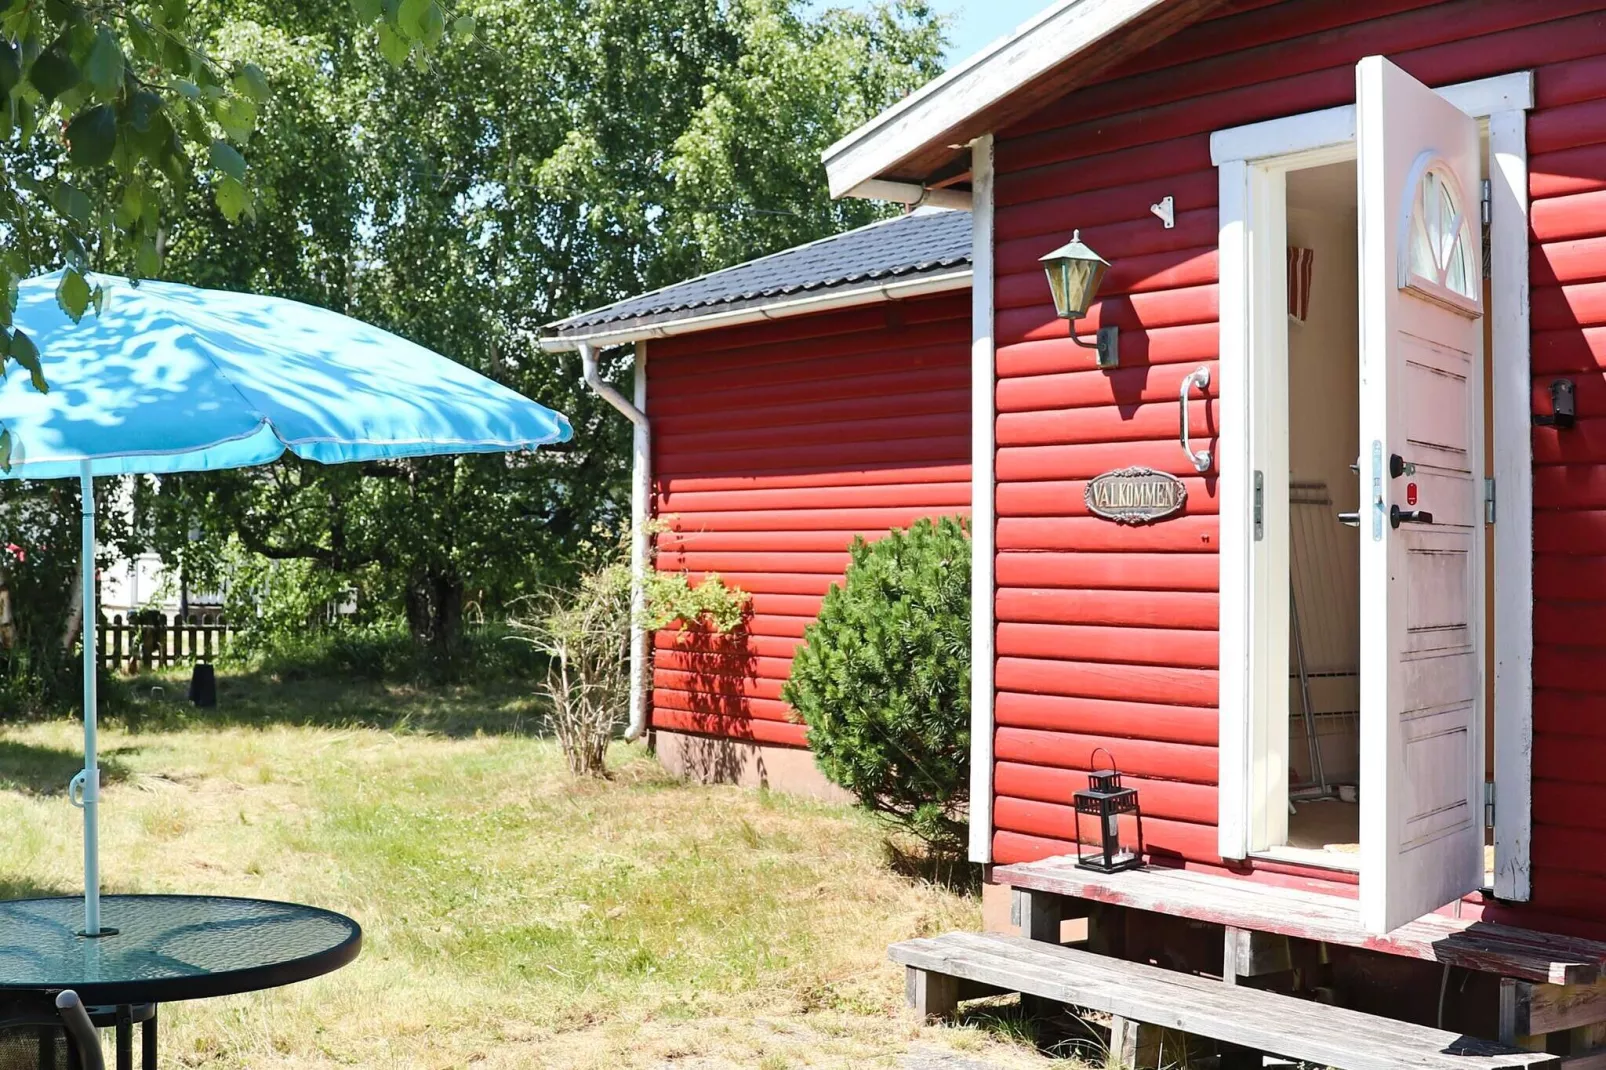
[542, 211, 974, 797]
[817, 0, 1606, 1051]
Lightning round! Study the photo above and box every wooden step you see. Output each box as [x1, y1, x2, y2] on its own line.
[993, 857, 1606, 986]
[892, 931, 1559, 1070]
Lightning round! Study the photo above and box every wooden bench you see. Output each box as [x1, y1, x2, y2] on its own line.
[892, 931, 1560, 1070]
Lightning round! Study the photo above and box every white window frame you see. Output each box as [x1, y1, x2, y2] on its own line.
[1212, 70, 1534, 901]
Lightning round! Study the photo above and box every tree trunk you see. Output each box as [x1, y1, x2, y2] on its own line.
[59, 567, 82, 654]
[0, 566, 14, 650]
[404, 567, 465, 669]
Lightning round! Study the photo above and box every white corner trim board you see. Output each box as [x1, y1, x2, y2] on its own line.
[1214, 156, 1253, 862]
[824, 0, 1167, 199]
[968, 135, 998, 865]
[1212, 68, 1534, 902]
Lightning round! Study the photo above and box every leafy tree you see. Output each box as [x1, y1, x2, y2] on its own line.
[783, 517, 971, 853]
[126, 0, 947, 662]
[0, 0, 465, 417]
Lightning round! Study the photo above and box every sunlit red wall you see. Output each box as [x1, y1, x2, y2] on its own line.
[647, 292, 972, 747]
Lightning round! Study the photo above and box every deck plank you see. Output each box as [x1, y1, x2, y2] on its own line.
[892, 932, 1559, 1070]
[992, 858, 1606, 985]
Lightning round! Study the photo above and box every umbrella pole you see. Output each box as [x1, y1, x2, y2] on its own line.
[78, 462, 100, 936]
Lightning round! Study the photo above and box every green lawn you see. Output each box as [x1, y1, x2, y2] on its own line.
[0, 673, 1054, 1069]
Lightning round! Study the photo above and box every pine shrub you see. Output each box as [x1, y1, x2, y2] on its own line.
[782, 516, 970, 852]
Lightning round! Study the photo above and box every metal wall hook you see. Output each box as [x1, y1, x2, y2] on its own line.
[1180, 366, 1212, 473]
[1150, 195, 1175, 229]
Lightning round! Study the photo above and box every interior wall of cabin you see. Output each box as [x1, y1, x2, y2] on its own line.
[1284, 163, 1361, 852]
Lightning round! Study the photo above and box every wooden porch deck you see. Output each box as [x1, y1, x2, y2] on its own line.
[993, 857, 1606, 986]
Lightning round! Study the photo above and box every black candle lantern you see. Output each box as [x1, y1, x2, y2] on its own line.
[1074, 749, 1143, 873]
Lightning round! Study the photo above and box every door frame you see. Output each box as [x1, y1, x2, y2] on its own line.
[1211, 69, 1535, 902]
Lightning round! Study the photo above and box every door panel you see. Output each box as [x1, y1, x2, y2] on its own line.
[1356, 55, 1486, 934]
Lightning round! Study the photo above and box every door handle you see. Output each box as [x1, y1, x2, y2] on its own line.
[1180, 366, 1211, 473]
[1389, 505, 1433, 528]
[1337, 511, 1361, 528]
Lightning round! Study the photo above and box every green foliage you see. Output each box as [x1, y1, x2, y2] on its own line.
[127, 0, 946, 657]
[237, 620, 546, 685]
[0, 478, 136, 715]
[515, 528, 749, 777]
[216, 546, 545, 683]
[220, 551, 356, 662]
[0, 0, 466, 412]
[782, 517, 970, 852]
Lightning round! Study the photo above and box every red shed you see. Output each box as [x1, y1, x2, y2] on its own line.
[541, 210, 974, 798]
[815, 0, 1606, 1049]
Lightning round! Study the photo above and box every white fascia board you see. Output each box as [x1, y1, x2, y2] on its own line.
[824, 0, 1166, 199]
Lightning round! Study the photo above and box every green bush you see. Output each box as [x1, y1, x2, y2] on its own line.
[513, 526, 750, 778]
[782, 516, 970, 852]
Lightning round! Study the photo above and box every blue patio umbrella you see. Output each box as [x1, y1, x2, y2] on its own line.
[0, 270, 573, 935]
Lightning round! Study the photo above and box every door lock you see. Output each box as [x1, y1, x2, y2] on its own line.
[1337, 511, 1361, 528]
[1389, 505, 1433, 528]
[1389, 454, 1415, 479]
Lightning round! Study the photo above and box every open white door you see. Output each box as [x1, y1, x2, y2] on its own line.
[1356, 56, 1486, 935]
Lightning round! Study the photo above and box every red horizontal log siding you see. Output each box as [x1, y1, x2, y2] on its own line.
[988, 0, 1606, 935]
[647, 293, 972, 748]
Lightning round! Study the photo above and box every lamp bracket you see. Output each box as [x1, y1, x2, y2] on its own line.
[1150, 195, 1175, 229]
[1070, 324, 1120, 367]
[1532, 377, 1576, 430]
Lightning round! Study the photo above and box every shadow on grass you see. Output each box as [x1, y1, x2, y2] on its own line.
[112, 668, 553, 741]
[882, 839, 984, 896]
[957, 999, 1040, 1049]
[960, 997, 1115, 1063]
[0, 740, 132, 796]
[0, 876, 76, 900]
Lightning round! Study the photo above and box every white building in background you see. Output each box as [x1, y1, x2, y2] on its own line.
[100, 550, 177, 618]
[98, 481, 223, 619]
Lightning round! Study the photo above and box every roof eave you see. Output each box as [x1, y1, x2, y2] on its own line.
[537, 268, 973, 353]
[823, 0, 1170, 200]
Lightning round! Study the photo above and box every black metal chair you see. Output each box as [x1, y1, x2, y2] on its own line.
[0, 992, 106, 1070]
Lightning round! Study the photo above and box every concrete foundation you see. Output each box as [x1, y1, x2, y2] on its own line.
[651, 728, 854, 803]
[982, 879, 1016, 934]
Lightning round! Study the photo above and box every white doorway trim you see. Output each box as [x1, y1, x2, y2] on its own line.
[1212, 69, 1534, 901]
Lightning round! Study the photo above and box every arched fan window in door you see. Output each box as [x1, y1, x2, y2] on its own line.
[1398, 153, 1481, 313]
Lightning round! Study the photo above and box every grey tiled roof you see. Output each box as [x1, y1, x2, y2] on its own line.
[542, 208, 971, 339]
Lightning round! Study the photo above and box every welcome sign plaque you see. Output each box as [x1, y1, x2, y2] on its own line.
[1085, 466, 1187, 525]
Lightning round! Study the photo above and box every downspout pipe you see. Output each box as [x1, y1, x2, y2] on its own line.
[579, 342, 652, 742]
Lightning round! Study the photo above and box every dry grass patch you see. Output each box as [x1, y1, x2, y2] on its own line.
[0, 676, 1060, 1068]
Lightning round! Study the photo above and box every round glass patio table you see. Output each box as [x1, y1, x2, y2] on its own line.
[0, 894, 362, 1006]
[0, 894, 360, 1069]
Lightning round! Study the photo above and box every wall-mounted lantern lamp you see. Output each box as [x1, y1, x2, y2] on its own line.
[1041, 230, 1119, 368]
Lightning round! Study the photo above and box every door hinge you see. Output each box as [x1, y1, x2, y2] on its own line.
[1253, 470, 1264, 541]
[1482, 179, 1493, 281]
[1485, 477, 1496, 525]
[1485, 780, 1496, 827]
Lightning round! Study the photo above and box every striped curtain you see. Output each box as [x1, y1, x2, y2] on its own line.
[1287, 246, 1315, 322]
